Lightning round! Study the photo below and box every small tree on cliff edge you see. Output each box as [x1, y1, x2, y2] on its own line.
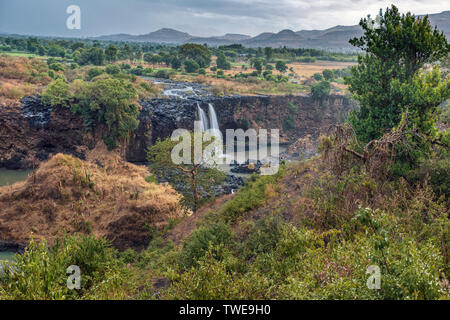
[147, 133, 225, 212]
[346, 5, 449, 143]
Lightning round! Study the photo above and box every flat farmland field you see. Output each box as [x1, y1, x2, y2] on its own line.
[287, 61, 356, 77]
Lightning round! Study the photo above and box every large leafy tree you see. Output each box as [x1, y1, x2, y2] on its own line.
[216, 51, 231, 70]
[346, 5, 450, 143]
[105, 45, 118, 63]
[275, 60, 288, 74]
[178, 44, 212, 69]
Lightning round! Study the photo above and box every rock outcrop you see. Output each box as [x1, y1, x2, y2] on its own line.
[0, 93, 356, 168]
[0, 96, 96, 169]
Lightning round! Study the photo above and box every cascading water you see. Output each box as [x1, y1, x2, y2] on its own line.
[197, 103, 209, 132]
[208, 103, 220, 133]
[196, 103, 226, 164]
[207, 103, 223, 159]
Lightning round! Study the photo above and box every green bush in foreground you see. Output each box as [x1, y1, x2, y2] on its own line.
[0, 235, 128, 300]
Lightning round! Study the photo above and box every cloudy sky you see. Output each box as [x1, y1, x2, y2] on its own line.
[0, 0, 448, 37]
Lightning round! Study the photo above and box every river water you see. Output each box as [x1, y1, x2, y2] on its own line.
[0, 169, 31, 262]
[0, 252, 15, 262]
[0, 169, 31, 187]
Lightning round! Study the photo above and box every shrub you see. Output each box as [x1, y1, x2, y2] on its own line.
[49, 63, 64, 72]
[219, 167, 285, 223]
[154, 69, 170, 79]
[86, 67, 103, 81]
[41, 78, 70, 107]
[283, 115, 296, 131]
[216, 52, 231, 70]
[105, 64, 120, 75]
[313, 73, 323, 81]
[243, 215, 284, 258]
[179, 222, 233, 269]
[322, 69, 334, 81]
[184, 59, 200, 73]
[0, 235, 128, 299]
[311, 80, 330, 99]
[407, 159, 450, 198]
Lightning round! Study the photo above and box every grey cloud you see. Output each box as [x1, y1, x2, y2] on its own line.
[0, 0, 448, 37]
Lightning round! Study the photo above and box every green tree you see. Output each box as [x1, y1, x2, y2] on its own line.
[275, 60, 288, 74]
[42, 77, 140, 150]
[147, 133, 226, 212]
[322, 69, 334, 81]
[252, 59, 263, 75]
[184, 59, 200, 73]
[75, 47, 105, 66]
[86, 78, 140, 149]
[170, 56, 182, 70]
[178, 44, 211, 68]
[216, 52, 231, 70]
[143, 52, 153, 63]
[311, 80, 331, 100]
[41, 78, 70, 107]
[264, 47, 274, 60]
[86, 67, 103, 81]
[313, 73, 323, 81]
[105, 45, 118, 63]
[346, 5, 450, 143]
[47, 44, 65, 57]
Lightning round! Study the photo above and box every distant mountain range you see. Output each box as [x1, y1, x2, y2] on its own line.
[92, 10, 450, 51]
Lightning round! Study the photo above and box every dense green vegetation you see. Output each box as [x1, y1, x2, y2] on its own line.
[0, 35, 356, 76]
[39, 57, 163, 149]
[0, 235, 129, 299]
[346, 5, 450, 143]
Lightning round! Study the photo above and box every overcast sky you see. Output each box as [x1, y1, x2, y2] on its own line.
[0, 0, 448, 37]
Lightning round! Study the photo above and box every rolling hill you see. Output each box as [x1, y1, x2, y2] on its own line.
[92, 10, 450, 51]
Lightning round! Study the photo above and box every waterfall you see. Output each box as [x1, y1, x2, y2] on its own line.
[196, 103, 220, 134]
[197, 103, 209, 132]
[208, 103, 220, 132]
[197, 103, 225, 164]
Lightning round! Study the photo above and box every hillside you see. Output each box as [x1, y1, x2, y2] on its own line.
[92, 10, 450, 51]
[0, 144, 185, 250]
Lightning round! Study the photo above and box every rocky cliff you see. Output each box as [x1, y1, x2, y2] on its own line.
[0, 96, 97, 169]
[127, 94, 357, 162]
[0, 94, 357, 168]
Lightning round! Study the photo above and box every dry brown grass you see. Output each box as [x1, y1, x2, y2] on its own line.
[287, 61, 356, 78]
[0, 143, 185, 250]
[0, 55, 51, 105]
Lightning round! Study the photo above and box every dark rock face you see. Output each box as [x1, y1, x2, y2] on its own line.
[0, 96, 96, 169]
[1, 93, 356, 169]
[0, 240, 26, 253]
[20, 96, 53, 128]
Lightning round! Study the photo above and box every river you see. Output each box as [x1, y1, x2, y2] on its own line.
[0, 169, 31, 262]
[0, 169, 32, 187]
